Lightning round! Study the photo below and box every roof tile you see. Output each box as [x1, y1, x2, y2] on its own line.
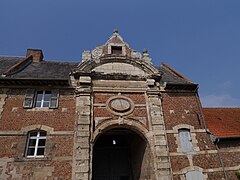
[203, 108, 240, 138]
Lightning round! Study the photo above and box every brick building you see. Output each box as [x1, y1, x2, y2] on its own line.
[0, 31, 239, 179]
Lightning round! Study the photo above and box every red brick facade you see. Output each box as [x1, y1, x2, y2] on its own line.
[0, 31, 239, 179]
[0, 88, 75, 179]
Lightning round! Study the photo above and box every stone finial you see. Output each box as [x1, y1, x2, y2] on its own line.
[143, 48, 148, 54]
[82, 50, 91, 62]
[142, 48, 152, 64]
[113, 29, 119, 34]
[92, 46, 103, 63]
[131, 50, 142, 59]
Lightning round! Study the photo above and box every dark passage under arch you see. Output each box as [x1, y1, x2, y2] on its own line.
[92, 128, 154, 180]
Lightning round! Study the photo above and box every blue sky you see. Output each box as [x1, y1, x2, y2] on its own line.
[1, 0, 240, 107]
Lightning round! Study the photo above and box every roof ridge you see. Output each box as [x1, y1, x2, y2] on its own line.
[39, 59, 79, 64]
[2, 56, 32, 76]
[162, 63, 192, 83]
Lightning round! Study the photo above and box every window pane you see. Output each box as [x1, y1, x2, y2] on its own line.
[43, 101, 50, 107]
[29, 132, 38, 137]
[36, 92, 43, 101]
[35, 101, 42, 107]
[40, 131, 47, 136]
[24, 98, 33, 107]
[50, 99, 58, 108]
[38, 139, 46, 146]
[44, 92, 51, 101]
[28, 139, 36, 146]
[27, 148, 35, 156]
[37, 148, 45, 155]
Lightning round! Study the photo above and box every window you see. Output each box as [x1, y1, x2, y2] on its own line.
[186, 171, 204, 180]
[23, 89, 59, 109]
[35, 90, 51, 108]
[25, 131, 46, 158]
[111, 46, 122, 54]
[179, 129, 193, 152]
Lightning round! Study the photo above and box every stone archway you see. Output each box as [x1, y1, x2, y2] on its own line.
[92, 127, 155, 180]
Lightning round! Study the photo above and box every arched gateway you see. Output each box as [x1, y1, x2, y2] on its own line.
[93, 127, 154, 180]
[71, 30, 171, 180]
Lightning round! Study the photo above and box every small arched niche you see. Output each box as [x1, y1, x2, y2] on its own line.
[92, 128, 154, 180]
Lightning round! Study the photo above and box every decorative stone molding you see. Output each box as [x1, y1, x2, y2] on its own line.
[91, 46, 103, 62]
[174, 166, 208, 180]
[92, 119, 149, 143]
[147, 92, 172, 180]
[131, 50, 142, 59]
[21, 124, 54, 134]
[106, 95, 135, 116]
[172, 124, 195, 133]
[82, 50, 91, 62]
[142, 48, 152, 64]
[73, 77, 92, 180]
[76, 56, 160, 76]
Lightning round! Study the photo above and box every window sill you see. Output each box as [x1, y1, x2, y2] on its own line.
[15, 156, 51, 162]
[26, 108, 54, 112]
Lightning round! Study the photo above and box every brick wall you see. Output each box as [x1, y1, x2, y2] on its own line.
[162, 91, 240, 180]
[0, 88, 75, 179]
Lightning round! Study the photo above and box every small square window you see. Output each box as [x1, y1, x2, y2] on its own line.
[111, 46, 122, 55]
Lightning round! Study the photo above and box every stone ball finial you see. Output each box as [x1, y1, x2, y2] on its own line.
[113, 29, 119, 34]
[143, 48, 148, 54]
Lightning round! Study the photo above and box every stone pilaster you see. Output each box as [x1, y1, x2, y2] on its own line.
[147, 89, 172, 180]
[0, 88, 8, 121]
[72, 76, 92, 180]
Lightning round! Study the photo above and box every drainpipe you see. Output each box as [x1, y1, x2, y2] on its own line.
[214, 138, 228, 180]
[195, 92, 228, 180]
[195, 91, 208, 131]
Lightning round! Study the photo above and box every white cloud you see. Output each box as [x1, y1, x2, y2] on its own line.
[201, 94, 240, 107]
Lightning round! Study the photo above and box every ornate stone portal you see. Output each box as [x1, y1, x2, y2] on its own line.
[71, 30, 171, 180]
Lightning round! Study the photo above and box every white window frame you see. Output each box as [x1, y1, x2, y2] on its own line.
[26, 131, 46, 158]
[34, 90, 51, 108]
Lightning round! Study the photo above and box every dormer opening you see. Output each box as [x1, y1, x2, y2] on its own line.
[111, 46, 122, 55]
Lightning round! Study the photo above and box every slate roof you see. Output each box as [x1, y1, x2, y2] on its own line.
[0, 56, 24, 75]
[0, 56, 195, 86]
[0, 56, 78, 80]
[159, 65, 193, 85]
[203, 108, 240, 138]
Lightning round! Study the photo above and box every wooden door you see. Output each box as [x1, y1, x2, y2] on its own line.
[93, 147, 132, 180]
